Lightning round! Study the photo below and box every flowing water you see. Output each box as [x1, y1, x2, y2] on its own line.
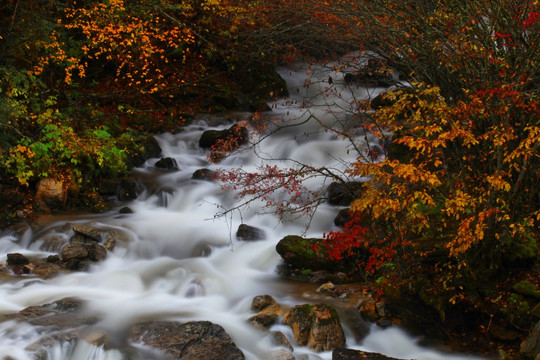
[0, 57, 483, 360]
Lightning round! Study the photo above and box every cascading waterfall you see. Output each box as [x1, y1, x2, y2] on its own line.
[0, 57, 483, 360]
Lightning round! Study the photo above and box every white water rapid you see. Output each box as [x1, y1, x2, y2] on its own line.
[0, 57, 484, 360]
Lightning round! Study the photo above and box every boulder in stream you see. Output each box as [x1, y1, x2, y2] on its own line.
[276, 235, 339, 271]
[6, 253, 30, 266]
[155, 157, 179, 171]
[127, 135, 163, 168]
[192, 168, 216, 181]
[129, 320, 245, 360]
[237, 224, 266, 241]
[199, 124, 249, 149]
[332, 347, 407, 360]
[327, 182, 364, 206]
[283, 303, 345, 352]
[251, 295, 277, 312]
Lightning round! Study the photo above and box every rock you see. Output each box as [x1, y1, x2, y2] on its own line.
[370, 92, 395, 111]
[16, 298, 98, 330]
[297, 355, 324, 360]
[36, 178, 66, 210]
[327, 182, 364, 206]
[521, 320, 540, 359]
[249, 309, 279, 329]
[72, 224, 102, 242]
[283, 304, 345, 352]
[60, 244, 89, 261]
[513, 280, 540, 300]
[155, 157, 179, 170]
[119, 206, 133, 214]
[40, 235, 68, 252]
[344, 58, 395, 88]
[334, 208, 352, 227]
[249, 302, 280, 330]
[268, 331, 293, 352]
[97, 179, 118, 196]
[199, 124, 249, 149]
[129, 320, 245, 360]
[332, 348, 404, 360]
[269, 348, 295, 360]
[489, 323, 522, 342]
[128, 135, 163, 168]
[316, 282, 336, 294]
[117, 177, 143, 201]
[249, 296, 280, 330]
[237, 224, 266, 241]
[6, 253, 30, 266]
[102, 231, 118, 251]
[252, 295, 277, 312]
[276, 236, 339, 271]
[192, 168, 216, 181]
[63, 258, 87, 271]
[86, 243, 107, 262]
[33, 263, 61, 279]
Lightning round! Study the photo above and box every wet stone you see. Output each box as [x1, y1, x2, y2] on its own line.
[192, 168, 216, 181]
[86, 243, 107, 262]
[155, 157, 179, 170]
[7, 253, 30, 266]
[129, 320, 245, 360]
[249, 311, 279, 330]
[119, 206, 133, 214]
[252, 295, 277, 312]
[332, 347, 404, 360]
[72, 224, 102, 242]
[237, 224, 266, 241]
[269, 331, 293, 352]
[60, 244, 88, 261]
[269, 348, 295, 360]
[33, 263, 61, 279]
[39, 235, 68, 252]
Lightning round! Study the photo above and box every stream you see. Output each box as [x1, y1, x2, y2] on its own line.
[0, 57, 483, 360]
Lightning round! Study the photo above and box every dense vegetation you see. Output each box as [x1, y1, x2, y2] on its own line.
[1, 0, 538, 356]
[0, 0, 284, 216]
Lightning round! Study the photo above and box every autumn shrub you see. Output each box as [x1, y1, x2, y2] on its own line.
[215, 0, 539, 329]
[1, 0, 285, 213]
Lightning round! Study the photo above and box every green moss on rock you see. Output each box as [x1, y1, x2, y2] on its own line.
[513, 280, 540, 300]
[276, 236, 338, 271]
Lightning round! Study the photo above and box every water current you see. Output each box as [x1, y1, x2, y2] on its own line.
[0, 57, 483, 360]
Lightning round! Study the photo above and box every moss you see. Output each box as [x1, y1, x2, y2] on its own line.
[513, 280, 540, 300]
[276, 235, 338, 271]
[505, 232, 538, 265]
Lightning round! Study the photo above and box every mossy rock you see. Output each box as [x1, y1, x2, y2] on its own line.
[504, 232, 538, 267]
[513, 280, 540, 300]
[276, 236, 338, 271]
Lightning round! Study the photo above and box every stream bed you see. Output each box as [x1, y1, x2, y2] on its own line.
[0, 57, 484, 360]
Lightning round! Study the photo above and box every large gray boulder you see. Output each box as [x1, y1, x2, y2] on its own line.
[129, 321, 245, 360]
